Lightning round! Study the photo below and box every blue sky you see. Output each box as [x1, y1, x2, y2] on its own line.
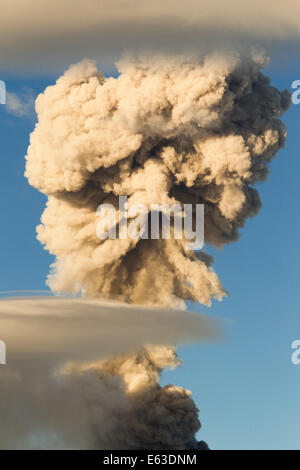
[0, 58, 299, 450]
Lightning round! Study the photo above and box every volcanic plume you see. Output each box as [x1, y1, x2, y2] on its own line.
[20, 50, 290, 449]
[26, 50, 290, 307]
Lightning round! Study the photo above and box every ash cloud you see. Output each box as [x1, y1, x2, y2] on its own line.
[25, 52, 290, 307]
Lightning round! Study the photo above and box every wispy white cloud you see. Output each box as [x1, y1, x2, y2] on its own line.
[6, 89, 35, 117]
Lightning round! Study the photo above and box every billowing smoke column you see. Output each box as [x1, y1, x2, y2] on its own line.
[23, 51, 290, 449]
[25, 51, 289, 308]
[65, 346, 200, 450]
